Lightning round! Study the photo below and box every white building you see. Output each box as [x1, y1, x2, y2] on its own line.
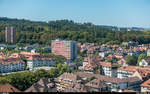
[99, 62, 117, 77]
[76, 72, 142, 92]
[27, 55, 56, 71]
[139, 58, 150, 67]
[99, 52, 110, 58]
[0, 58, 25, 74]
[147, 49, 150, 56]
[117, 66, 150, 79]
[31, 49, 37, 53]
[117, 66, 138, 79]
[127, 52, 139, 57]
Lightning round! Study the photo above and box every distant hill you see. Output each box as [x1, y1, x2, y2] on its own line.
[0, 17, 149, 45]
[0, 17, 145, 32]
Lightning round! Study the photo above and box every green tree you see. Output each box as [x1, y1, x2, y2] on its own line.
[137, 54, 147, 65]
[0, 77, 11, 85]
[126, 55, 137, 66]
[34, 69, 49, 79]
[37, 48, 49, 54]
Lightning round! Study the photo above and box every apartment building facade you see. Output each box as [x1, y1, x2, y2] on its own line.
[99, 62, 118, 77]
[27, 55, 56, 71]
[5, 27, 16, 43]
[51, 39, 77, 61]
[75, 72, 142, 92]
[0, 58, 25, 74]
[117, 66, 139, 78]
[54, 73, 82, 92]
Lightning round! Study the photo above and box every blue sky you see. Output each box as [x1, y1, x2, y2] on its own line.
[0, 0, 150, 28]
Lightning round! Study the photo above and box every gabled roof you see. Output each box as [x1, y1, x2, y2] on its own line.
[20, 51, 40, 56]
[0, 57, 25, 65]
[27, 55, 54, 61]
[25, 77, 56, 92]
[85, 79, 107, 89]
[99, 62, 112, 68]
[136, 68, 150, 79]
[55, 73, 81, 84]
[83, 56, 100, 71]
[118, 66, 140, 72]
[64, 83, 88, 92]
[119, 66, 150, 78]
[0, 83, 21, 92]
[75, 72, 141, 84]
[141, 79, 150, 89]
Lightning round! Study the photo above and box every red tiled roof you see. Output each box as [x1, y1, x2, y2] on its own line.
[0, 84, 21, 92]
[75, 72, 141, 84]
[27, 55, 54, 61]
[0, 57, 25, 65]
[117, 58, 126, 65]
[118, 66, 140, 72]
[85, 79, 107, 89]
[20, 51, 40, 57]
[54, 73, 82, 86]
[141, 79, 150, 89]
[99, 62, 112, 68]
[136, 68, 150, 79]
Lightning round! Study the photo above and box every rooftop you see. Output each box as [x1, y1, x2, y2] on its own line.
[75, 72, 141, 84]
[141, 79, 150, 89]
[85, 79, 107, 89]
[0, 83, 21, 92]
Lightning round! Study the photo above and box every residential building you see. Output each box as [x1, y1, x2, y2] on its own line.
[0, 44, 6, 50]
[5, 27, 16, 43]
[82, 56, 100, 73]
[141, 79, 150, 92]
[64, 83, 87, 92]
[0, 52, 5, 59]
[132, 70, 150, 81]
[8, 53, 21, 58]
[117, 66, 140, 78]
[0, 57, 25, 74]
[117, 58, 127, 66]
[85, 79, 108, 92]
[99, 62, 117, 77]
[75, 72, 142, 92]
[7, 45, 16, 50]
[20, 51, 40, 58]
[25, 78, 56, 92]
[0, 83, 21, 92]
[24, 46, 34, 51]
[118, 89, 137, 92]
[51, 39, 77, 61]
[54, 72, 82, 92]
[118, 66, 150, 80]
[127, 51, 139, 57]
[26, 55, 56, 71]
[147, 49, 150, 56]
[99, 52, 109, 58]
[139, 58, 150, 67]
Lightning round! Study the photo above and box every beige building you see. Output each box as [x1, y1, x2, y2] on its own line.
[51, 39, 77, 60]
[54, 73, 82, 92]
[147, 49, 150, 56]
[5, 27, 16, 43]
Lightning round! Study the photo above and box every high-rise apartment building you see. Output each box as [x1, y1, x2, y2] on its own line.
[5, 27, 16, 43]
[51, 39, 77, 60]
